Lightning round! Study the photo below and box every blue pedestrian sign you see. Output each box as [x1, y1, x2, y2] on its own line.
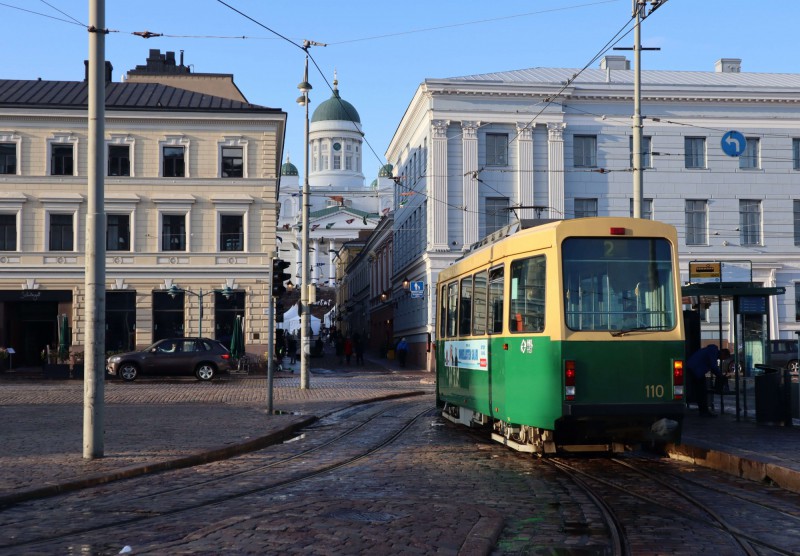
[721, 130, 747, 157]
[410, 281, 424, 299]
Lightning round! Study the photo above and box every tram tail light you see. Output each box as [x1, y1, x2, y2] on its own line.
[564, 360, 576, 401]
[673, 360, 684, 400]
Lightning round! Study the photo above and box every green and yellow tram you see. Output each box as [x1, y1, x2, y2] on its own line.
[436, 217, 685, 454]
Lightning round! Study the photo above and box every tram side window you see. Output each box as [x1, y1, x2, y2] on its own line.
[439, 285, 448, 338]
[459, 276, 472, 336]
[509, 256, 546, 333]
[488, 266, 504, 334]
[447, 282, 459, 337]
[472, 271, 488, 335]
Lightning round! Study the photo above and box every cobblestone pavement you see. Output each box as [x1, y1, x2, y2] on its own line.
[2, 355, 800, 554]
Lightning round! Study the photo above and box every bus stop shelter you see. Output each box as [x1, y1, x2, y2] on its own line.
[682, 261, 786, 422]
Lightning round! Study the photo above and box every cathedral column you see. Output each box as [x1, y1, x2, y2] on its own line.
[516, 122, 534, 221]
[328, 239, 336, 287]
[430, 120, 450, 251]
[547, 123, 566, 219]
[312, 238, 320, 284]
[462, 121, 480, 248]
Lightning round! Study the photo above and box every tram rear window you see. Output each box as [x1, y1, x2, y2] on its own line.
[562, 237, 676, 332]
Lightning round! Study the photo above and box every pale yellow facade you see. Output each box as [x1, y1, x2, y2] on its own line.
[0, 90, 286, 367]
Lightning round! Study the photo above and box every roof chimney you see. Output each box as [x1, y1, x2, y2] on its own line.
[83, 60, 114, 82]
[715, 58, 742, 73]
[600, 56, 630, 71]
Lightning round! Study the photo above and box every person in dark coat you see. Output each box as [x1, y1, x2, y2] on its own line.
[287, 334, 297, 365]
[396, 337, 409, 368]
[354, 334, 365, 365]
[686, 344, 730, 417]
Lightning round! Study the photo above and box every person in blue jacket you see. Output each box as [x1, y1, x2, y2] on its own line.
[686, 344, 730, 417]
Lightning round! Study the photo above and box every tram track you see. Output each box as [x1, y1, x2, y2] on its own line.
[549, 455, 800, 555]
[0, 399, 436, 553]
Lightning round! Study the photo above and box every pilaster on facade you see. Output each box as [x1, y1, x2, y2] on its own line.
[462, 121, 480, 248]
[547, 122, 566, 219]
[430, 119, 450, 251]
[516, 122, 534, 220]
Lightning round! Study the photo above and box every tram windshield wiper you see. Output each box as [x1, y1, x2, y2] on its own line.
[610, 325, 671, 337]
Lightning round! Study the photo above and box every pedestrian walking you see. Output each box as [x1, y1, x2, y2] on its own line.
[344, 336, 353, 365]
[396, 337, 409, 368]
[354, 334, 365, 365]
[686, 344, 729, 417]
[287, 334, 297, 365]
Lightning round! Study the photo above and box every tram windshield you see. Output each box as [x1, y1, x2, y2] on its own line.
[562, 237, 677, 332]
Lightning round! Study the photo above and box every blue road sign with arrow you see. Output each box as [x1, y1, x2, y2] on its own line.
[410, 281, 424, 299]
[721, 130, 747, 157]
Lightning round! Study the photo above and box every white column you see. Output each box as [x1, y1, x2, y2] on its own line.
[516, 122, 534, 221]
[431, 120, 450, 251]
[547, 123, 566, 219]
[328, 239, 336, 287]
[312, 238, 320, 284]
[462, 121, 480, 248]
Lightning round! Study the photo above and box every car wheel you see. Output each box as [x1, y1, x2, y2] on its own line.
[788, 360, 799, 373]
[120, 363, 139, 382]
[195, 363, 216, 381]
[727, 359, 742, 374]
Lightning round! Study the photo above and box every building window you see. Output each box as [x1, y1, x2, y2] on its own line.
[0, 143, 16, 175]
[685, 137, 706, 169]
[685, 200, 707, 245]
[485, 197, 509, 236]
[221, 147, 243, 178]
[0, 214, 16, 250]
[796, 286, 800, 322]
[107, 214, 130, 251]
[794, 201, 800, 246]
[739, 137, 759, 169]
[106, 291, 136, 352]
[486, 133, 508, 166]
[794, 139, 800, 170]
[333, 155, 341, 170]
[573, 135, 597, 168]
[220, 214, 243, 251]
[629, 198, 653, 219]
[322, 155, 329, 170]
[153, 290, 185, 340]
[108, 145, 130, 177]
[163, 146, 185, 177]
[739, 199, 761, 246]
[49, 213, 74, 251]
[345, 155, 352, 170]
[629, 136, 652, 168]
[51, 144, 74, 176]
[162, 214, 186, 251]
[574, 198, 598, 218]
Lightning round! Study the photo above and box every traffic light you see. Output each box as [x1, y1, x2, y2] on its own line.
[272, 258, 291, 297]
[275, 301, 285, 323]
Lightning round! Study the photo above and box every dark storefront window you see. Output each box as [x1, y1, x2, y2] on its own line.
[106, 291, 136, 352]
[153, 290, 184, 341]
[214, 290, 244, 346]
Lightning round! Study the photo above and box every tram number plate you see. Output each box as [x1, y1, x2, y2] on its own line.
[645, 384, 665, 398]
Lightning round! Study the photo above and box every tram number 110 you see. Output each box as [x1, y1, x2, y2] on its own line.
[645, 384, 665, 398]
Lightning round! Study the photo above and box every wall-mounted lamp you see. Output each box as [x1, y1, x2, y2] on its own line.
[402, 277, 410, 291]
[380, 291, 388, 302]
[286, 281, 295, 292]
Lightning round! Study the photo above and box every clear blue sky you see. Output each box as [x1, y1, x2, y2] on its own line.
[1, 1, 783, 178]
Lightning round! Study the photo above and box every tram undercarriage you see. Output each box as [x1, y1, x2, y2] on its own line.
[441, 404, 634, 455]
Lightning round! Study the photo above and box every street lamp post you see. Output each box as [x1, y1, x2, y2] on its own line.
[296, 40, 324, 390]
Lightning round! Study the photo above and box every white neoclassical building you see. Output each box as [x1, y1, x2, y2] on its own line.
[278, 76, 393, 290]
[386, 55, 800, 368]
